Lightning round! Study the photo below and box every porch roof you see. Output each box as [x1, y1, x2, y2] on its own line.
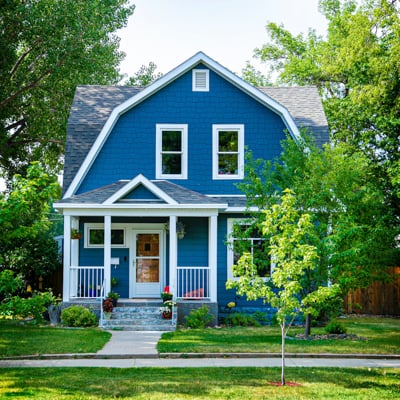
[55, 179, 234, 209]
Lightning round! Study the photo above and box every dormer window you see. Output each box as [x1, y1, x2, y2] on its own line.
[192, 69, 209, 92]
[156, 124, 188, 179]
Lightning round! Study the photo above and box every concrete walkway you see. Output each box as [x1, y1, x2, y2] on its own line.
[1, 330, 399, 369]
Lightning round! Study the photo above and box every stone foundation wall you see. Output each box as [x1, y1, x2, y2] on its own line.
[176, 301, 218, 326]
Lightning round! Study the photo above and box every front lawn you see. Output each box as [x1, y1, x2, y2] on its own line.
[158, 317, 400, 354]
[1, 367, 399, 399]
[0, 320, 111, 357]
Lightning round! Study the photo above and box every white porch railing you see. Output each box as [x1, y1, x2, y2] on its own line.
[69, 266, 105, 299]
[176, 266, 210, 300]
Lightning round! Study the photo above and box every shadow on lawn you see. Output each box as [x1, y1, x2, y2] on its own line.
[1, 367, 399, 399]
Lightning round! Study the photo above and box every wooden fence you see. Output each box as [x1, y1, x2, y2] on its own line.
[344, 267, 400, 315]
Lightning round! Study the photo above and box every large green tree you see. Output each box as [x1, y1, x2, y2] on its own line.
[0, 0, 134, 181]
[0, 162, 61, 286]
[235, 136, 399, 332]
[125, 62, 163, 86]
[251, 0, 400, 215]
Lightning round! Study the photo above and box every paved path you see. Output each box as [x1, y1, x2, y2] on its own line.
[1, 357, 400, 368]
[1, 330, 399, 369]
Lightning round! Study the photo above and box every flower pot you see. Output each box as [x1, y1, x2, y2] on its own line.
[162, 311, 172, 319]
[104, 312, 112, 320]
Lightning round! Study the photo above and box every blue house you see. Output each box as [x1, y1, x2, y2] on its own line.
[55, 52, 328, 324]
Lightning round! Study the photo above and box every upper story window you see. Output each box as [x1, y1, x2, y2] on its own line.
[156, 124, 188, 179]
[227, 219, 272, 281]
[192, 69, 209, 92]
[212, 124, 244, 179]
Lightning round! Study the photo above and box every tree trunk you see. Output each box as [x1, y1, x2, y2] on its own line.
[281, 323, 286, 386]
[304, 313, 312, 337]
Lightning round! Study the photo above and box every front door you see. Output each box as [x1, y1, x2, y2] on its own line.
[131, 230, 163, 297]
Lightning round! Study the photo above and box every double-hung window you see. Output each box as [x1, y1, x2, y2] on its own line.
[156, 124, 188, 179]
[227, 219, 272, 281]
[213, 124, 244, 179]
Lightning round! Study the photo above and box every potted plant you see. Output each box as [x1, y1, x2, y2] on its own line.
[159, 300, 175, 319]
[71, 228, 82, 240]
[102, 298, 113, 320]
[107, 291, 120, 307]
[161, 285, 173, 302]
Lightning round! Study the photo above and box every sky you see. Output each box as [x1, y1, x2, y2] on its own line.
[117, 0, 328, 79]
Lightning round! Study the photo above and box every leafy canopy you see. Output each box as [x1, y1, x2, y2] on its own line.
[249, 0, 400, 217]
[0, 0, 134, 181]
[0, 162, 61, 281]
[239, 135, 399, 293]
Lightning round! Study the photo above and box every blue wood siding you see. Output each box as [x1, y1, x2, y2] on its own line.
[123, 184, 159, 200]
[78, 64, 287, 195]
[177, 217, 208, 266]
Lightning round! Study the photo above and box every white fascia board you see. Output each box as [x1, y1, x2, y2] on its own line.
[64, 51, 301, 198]
[223, 206, 259, 213]
[103, 174, 177, 205]
[56, 207, 223, 218]
[53, 202, 228, 211]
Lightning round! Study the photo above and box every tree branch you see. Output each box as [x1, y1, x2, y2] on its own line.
[0, 59, 62, 109]
[9, 38, 42, 78]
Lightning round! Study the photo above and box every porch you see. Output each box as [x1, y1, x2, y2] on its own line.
[66, 265, 213, 301]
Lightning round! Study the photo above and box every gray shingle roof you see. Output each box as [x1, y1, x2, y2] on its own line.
[259, 86, 329, 148]
[60, 179, 227, 206]
[152, 181, 225, 205]
[63, 84, 329, 194]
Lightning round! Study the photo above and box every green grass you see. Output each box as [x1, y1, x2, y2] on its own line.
[158, 317, 400, 354]
[0, 367, 399, 399]
[0, 320, 111, 357]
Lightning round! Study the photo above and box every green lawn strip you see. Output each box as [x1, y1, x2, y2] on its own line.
[0, 367, 399, 399]
[0, 321, 111, 357]
[158, 317, 400, 354]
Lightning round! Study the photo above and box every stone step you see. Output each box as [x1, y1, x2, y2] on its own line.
[101, 302, 176, 331]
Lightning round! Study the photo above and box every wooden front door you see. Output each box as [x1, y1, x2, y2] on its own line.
[131, 231, 163, 297]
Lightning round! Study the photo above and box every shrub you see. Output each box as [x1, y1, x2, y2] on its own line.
[184, 305, 213, 329]
[0, 290, 57, 323]
[61, 305, 97, 327]
[325, 320, 347, 335]
[226, 312, 261, 327]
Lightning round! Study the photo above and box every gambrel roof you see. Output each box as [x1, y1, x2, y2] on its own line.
[63, 52, 329, 197]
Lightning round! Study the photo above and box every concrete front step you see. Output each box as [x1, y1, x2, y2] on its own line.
[101, 303, 176, 331]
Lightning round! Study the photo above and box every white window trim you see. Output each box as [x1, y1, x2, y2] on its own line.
[156, 124, 188, 179]
[84, 223, 126, 248]
[213, 124, 244, 180]
[226, 218, 273, 281]
[192, 69, 209, 92]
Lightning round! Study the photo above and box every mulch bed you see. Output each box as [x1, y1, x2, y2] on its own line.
[293, 333, 366, 340]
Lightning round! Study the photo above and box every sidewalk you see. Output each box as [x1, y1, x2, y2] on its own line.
[1, 330, 399, 369]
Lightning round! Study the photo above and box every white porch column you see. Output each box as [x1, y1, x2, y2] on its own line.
[70, 218, 80, 267]
[104, 215, 112, 295]
[69, 217, 80, 299]
[62, 215, 71, 302]
[169, 215, 177, 298]
[209, 215, 218, 302]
